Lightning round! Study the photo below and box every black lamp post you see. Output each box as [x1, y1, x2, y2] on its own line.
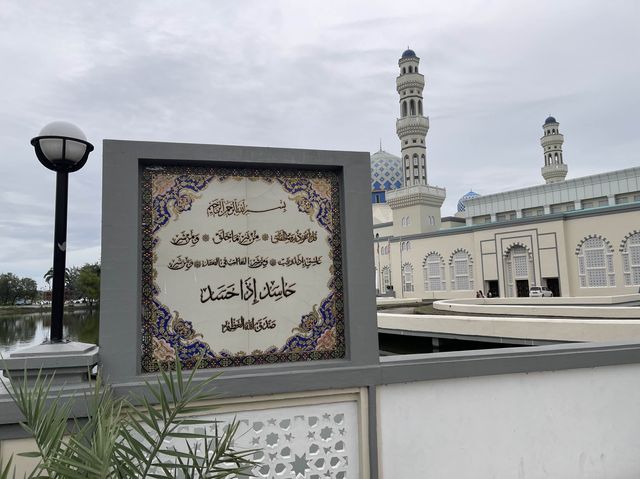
[31, 122, 93, 343]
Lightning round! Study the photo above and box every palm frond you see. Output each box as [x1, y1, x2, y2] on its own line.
[3, 354, 258, 478]
[0, 455, 16, 479]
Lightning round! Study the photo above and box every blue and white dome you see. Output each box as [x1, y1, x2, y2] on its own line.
[371, 150, 403, 192]
[370, 149, 403, 204]
[457, 190, 480, 212]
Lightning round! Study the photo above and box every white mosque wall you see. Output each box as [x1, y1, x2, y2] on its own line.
[373, 205, 640, 299]
[463, 166, 640, 223]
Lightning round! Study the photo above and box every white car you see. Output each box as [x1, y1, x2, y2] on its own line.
[529, 286, 553, 297]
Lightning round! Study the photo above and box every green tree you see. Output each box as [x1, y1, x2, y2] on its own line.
[43, 267, 72, 289]
[19, 277, 38, 303]
[43, 267, 53, 288]
[77, 263, 100, 308]
[0, 273, 38, 305]
[66, 266, 81, 300]
[0, 273, 17, 305]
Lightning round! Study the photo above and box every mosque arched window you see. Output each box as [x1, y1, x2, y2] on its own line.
[577, 236, 615, 287]
[401, 241, 412, 251]
[402, 101, 408, 117]
[418, 100, 423, 115]
[408, 66, 413, 73]
[382, 266, 391, 290]
[450, 250, 474, 291]
[410, 100, 416, 115]
[622, 232, 640, 286]
[402, 263, 414, 293]
[423, 253, 445, 291]
[402, 67, 406, 74]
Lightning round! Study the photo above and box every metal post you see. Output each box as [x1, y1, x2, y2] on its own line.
[50, 170, 69, 342]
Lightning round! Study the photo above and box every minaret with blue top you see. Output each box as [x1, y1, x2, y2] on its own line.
[395, 48, 429, 186]
[387, 48, 446, 235]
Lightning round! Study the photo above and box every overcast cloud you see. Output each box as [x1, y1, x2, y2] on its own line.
[1, 0, 639, 286]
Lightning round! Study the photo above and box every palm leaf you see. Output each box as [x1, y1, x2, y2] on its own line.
[2, 354, 258, 478]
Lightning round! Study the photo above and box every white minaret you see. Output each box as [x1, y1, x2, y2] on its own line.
[396, 48, 429, 187]
[387, 48, 445, 235]
[540, 116, 568, 184]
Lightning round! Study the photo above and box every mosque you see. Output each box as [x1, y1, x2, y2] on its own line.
[372, 48, 640, 299]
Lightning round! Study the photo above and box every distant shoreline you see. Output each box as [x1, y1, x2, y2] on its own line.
[0, 303, 98, 317]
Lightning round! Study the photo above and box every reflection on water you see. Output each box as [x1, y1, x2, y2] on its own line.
[0, 310, 99, 357]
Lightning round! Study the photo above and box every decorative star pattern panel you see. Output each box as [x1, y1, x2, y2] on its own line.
[371, 153, 403, 192]
[161, 400, 360, 478]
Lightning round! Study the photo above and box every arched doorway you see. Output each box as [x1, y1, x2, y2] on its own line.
[504, 245, 533, 297]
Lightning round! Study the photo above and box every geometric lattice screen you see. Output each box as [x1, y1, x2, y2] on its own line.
[160, 400, 360, 478]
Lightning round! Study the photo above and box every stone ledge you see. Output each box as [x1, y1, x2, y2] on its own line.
[2, 342, 99, 385]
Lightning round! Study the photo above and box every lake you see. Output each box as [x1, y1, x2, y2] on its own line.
[0, 310, 99, 357]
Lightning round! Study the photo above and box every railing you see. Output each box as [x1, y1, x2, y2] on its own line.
[396, 116, 429, 135]
[396, 73, 424, 91]
[387, 184, 445, 200]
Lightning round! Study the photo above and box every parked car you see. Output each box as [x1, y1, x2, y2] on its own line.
[529, 286, 553, 297]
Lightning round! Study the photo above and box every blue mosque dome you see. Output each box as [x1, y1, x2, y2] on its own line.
[457, 190, 481, 212]
[544, 116, 557, 125]
[401, 48, 416, 58]
[370, 149, 403, 203]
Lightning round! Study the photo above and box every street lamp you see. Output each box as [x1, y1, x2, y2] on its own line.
[31, 121, 94, 343]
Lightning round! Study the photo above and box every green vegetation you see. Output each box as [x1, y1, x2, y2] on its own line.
[0, 274, 38, 306]
[0, 262, 101, 313]
[76, 263, 100, 310]
[44, 262, 101, 305]
[0, 357, 256, 478]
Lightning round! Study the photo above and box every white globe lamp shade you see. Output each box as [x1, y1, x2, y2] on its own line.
[31, 121, 94, 172]
[37, 121, 89, 164]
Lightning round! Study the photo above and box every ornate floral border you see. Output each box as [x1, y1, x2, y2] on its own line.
[140, 165, 345, 372]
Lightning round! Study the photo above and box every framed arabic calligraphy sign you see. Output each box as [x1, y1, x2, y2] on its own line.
[140, 165, 345, 371]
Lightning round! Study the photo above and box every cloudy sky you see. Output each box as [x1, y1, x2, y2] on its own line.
[1, 0, 639, 286]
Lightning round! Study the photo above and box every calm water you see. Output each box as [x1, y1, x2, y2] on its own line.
[0, 310, 99, 357]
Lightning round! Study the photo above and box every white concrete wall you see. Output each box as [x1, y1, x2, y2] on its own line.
[378, 312, 640, 342]
[378, 363, 640, 478]
[432, 294, 640, 319]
